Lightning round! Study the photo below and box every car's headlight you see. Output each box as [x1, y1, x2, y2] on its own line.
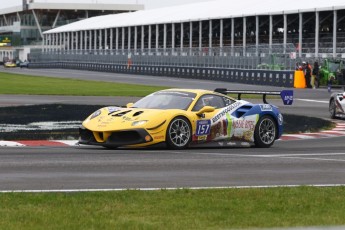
[132, 120, 148, 126]
[90, 110, 101, 120]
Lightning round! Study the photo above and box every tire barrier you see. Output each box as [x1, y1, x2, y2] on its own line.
[29, 62, 294, 87]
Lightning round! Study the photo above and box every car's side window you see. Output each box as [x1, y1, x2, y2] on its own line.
[192, 95, 226, 111]
[223, 96, 236, 106]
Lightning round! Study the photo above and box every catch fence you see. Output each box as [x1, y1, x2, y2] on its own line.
[31, 44, 300, 70]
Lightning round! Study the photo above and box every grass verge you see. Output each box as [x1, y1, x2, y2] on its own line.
[0, 72, 283, 99]
[1, 186, 345, 230]
[0, 72, 167, 96]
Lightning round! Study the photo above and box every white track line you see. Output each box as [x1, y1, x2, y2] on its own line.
[1, 184, 345, 193]
[172, 151, 345, 163]
[295, 99, 329, 103]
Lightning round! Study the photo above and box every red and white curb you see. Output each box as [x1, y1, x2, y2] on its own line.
[0, 140, 78, 147]
[1, 122, 345, 147]
[279, 122, 345, 141]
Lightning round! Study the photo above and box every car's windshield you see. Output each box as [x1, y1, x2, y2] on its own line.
[132, 91, 196, 110]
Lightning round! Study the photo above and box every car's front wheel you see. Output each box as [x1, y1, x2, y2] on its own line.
[254, 115, 277, 148]
[329, 99, 337, 119]
[166, 116, 191, 149]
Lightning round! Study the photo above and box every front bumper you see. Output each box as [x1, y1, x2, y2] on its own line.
[79, 127, 153, 147]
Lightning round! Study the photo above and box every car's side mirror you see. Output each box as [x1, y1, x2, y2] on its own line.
[196, 106, 215, 116]
[126, 103, 134, 108]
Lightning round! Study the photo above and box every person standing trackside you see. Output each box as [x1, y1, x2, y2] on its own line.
[311, 61, 319, 89]
[304, 62, 312, 88]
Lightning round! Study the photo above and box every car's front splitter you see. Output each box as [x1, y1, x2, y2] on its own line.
[79, 127, 154, 147]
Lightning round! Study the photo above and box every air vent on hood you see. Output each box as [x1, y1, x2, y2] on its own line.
[112, 110, 131, 117]
[133, 111, 144, 117]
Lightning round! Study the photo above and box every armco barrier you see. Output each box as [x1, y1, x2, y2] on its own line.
[28, 62, 294, 87]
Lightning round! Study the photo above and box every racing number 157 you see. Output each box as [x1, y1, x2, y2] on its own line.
[196, 120, 211, 136]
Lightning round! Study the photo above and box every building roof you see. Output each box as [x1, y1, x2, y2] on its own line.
[28, 2, 143, 11]
[44, 0, 345, 34]
[0, 2, 144, 16]
[0, 6, 24, 15]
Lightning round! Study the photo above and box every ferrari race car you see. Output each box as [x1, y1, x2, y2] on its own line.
[4, 61, 16, 68]
[329, 91, 345, 118]
[79, 88, 293, 149]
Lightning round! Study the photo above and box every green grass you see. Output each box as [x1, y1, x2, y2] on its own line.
[0, 72, 167, 96]
[1, 186, 345, 230]
[0, 72, 283, 99]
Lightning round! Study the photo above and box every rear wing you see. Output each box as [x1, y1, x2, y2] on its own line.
[214, 88, 293, 105]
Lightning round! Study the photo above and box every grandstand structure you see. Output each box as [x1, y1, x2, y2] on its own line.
[38, 0, 345, 70]
[0, 0, 143, 63]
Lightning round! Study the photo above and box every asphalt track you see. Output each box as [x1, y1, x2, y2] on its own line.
[1, 67, 345, 191]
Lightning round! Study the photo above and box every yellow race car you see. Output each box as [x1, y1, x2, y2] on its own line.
[4, 62, 17, 68]
[79, 88, 293, 149]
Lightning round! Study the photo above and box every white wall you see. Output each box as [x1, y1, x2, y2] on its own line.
[17, 47, 31, 61]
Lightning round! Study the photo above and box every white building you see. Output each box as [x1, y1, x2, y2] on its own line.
[43, 0, 345, 59]
[0, 0, 144, 62]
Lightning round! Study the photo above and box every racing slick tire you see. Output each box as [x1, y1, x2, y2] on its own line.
[166, 116, 192, 150]
[254, 115, 277, 148]
[329, 99, 337, 119]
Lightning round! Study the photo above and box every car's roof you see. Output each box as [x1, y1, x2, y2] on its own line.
[161, 88, 237, 100]
[161, 88, 215, 95]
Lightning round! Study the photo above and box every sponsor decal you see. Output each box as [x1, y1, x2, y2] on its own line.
[230, 115, 258, 143]
[212, 101, 242, 123]
[122, 116, 132, 121]
[281, 90, 294, 105]
[210, 119, 228, 139]
[196, 120, 211, 136]
[98, 116, 114, 123]
[154, 135, 164, 140]
[197, 135, 207, 141]
[259, 104, 273, 111]
[232, 119, 255, 130]
[226, 113, 232, 138]
[209, 111, 258, 143]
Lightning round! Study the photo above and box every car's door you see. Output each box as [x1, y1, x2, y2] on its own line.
[191, 94, 235, 142]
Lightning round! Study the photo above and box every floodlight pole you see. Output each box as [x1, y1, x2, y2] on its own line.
[315, 11, 319, 58]
[283, 14, 287, 54]
[298, 12, 302, 58]
[333, 10, 337, 58]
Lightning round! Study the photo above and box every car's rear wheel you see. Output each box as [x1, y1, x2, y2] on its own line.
[166, 116, 191, 149]
[254, 115, 277, 148]
[329, 99, 337, 119]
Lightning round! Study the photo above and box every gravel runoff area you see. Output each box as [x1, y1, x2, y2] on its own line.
[0, 104, 333, 140]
